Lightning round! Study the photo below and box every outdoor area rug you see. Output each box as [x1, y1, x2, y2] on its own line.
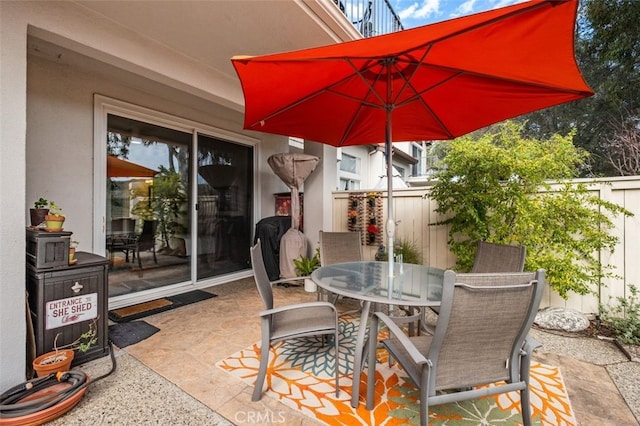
[108, 290, 217, 322]
[108, 320, 160, 348]
[217, 316, 576, 425]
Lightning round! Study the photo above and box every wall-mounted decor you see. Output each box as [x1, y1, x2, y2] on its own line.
[347, 192, 383, 245]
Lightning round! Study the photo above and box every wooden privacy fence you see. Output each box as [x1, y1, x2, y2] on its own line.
[331, 176, 640, 315]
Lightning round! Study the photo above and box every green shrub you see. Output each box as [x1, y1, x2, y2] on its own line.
[428, 121, 632, 298]
[600, 285, 640, 345]
[375, 238, 422, 265]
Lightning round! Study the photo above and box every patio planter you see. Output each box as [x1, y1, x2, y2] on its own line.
[304, 278, 317, 292]
[32, 349, 74, 377]
[44, 214, 65, 232]
[30, 208, 49, 227]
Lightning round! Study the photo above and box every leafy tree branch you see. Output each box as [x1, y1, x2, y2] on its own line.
[429, 121, 632, 298]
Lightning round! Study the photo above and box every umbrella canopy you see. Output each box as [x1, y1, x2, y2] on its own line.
[107, 156, 158, 178]
[231, 0, 593, 275]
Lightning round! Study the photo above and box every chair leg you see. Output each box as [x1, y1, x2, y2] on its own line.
[334, 329, 340, 398]
[252, 337, 271, 401]
[421, 382, 428, 426]
[520, 387, 533, 426]
[137, 248, 143, 278]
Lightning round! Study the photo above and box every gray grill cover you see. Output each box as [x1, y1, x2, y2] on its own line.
[267, 153, 319, 278]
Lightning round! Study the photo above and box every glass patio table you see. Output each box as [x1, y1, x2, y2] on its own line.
[311, 261, 445, 408]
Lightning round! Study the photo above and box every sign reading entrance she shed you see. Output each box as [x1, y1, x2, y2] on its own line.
[46, 293, 98, 330]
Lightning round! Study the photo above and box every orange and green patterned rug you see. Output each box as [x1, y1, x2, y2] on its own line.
[217, 316, 575, 425]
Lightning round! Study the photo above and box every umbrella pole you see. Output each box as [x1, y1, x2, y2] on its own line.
[386, 108, 394, 279]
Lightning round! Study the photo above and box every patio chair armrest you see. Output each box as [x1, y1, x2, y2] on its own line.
[259, 301, 337, 317]
[269, 276, 305, 286]
[375, 311, 429, 366]
[522, 335, 542, 357]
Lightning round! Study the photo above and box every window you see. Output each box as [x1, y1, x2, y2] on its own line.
[339, 153, 361, 190]
[340, 153, 360, 173]
[340, 178, 361, 190]
[412, 143, 424, 177]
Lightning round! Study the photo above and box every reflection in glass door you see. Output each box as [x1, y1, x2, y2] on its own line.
[196, 134, 253, 280]
[106, 115, 191, 297]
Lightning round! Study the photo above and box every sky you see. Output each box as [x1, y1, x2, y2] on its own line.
[392, 0, 526, 28]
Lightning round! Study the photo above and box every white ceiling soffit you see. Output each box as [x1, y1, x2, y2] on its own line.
[73, 0, 359, 77]
[28, 1, 359, 111]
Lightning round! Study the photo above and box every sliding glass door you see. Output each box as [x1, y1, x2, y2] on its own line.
[196, 134, 253, 280]
[105, 113, 253, 299]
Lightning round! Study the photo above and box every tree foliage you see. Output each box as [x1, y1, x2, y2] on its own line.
[152, 166, 188, 249]
[429, 122, 631, 298]
[520, 0, 640, 177]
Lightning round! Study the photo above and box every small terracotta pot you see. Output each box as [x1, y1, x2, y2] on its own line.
[44, 214, 65, 232]
[32, 349, 74, 377]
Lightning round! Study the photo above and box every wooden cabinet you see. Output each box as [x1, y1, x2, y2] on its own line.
[26, 251, 109, 366]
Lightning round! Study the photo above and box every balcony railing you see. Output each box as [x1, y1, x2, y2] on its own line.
[334, 0, 404, 37]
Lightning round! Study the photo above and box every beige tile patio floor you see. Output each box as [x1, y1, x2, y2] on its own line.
[53, 277, 639, 425]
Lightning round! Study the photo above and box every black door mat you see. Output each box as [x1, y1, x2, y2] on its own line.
[109, 320, 160, 348]
[108, 290, 217, 323]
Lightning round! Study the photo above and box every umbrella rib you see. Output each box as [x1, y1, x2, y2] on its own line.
[339, 102, 368, 147]
[346, 57, 389, 108]
[386, 43, 460, 138]
[245, 59, 387, 129]
[395, 63, 593, 107]
[389, 44, 433, 107]
[335, 58, 395, 146]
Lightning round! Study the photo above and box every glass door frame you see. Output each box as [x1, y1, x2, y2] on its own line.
[93, 95, 260, 309]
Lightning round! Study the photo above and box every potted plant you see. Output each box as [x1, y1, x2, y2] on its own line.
[44, 201, 65, 232]
[367, 223, 380, 245]
[293, 247, 321, 292]
[32, 319, 98, 377]
[348, 209, 358, 225]
[374, 238, 423, 265]
[69, 240, 79, 264]
[29, 197, 50, 227]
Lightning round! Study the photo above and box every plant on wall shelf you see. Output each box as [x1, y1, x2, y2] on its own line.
[367, 223, 380, 244]
[348, 208, 358, 225]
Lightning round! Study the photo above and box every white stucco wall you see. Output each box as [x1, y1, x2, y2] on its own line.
[26, 52, 261, 252]
[0, 1, 29, 390]
[1, 1, 294, 390]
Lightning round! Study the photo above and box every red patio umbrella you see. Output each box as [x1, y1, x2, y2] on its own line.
[231, 0, 593, 275]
